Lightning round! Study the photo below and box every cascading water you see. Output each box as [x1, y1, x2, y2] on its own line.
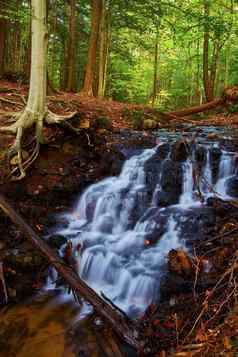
[215, 152, 235, 198]
[54, 135, 237, 318]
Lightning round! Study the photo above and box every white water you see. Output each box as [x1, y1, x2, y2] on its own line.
[55, 142, 236, 317]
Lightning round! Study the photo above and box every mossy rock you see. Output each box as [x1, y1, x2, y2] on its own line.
[143, 119, 157, 130]
[93, 116, 112, 130]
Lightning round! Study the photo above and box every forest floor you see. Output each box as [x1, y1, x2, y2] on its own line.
[0, 80, 238, 356]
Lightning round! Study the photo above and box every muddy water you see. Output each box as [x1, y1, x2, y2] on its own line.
[0, 291, 129, 357]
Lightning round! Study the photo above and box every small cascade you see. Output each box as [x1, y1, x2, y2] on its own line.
[180, 159, 195, 206]
[200, 149, 213, 197]
[215, 152, 234, 198]
[54, 135, 237, 317]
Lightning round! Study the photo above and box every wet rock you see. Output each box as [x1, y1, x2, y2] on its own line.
[168, 249, 193, 276]
[207, 133, 219, 140]
[195, 145, 206, 164]
[171, 140, 188, 161]
[160, 274, 193, 300]
[176, 207, 217, 241]
[159, 159, 183, 205]
[210, 147, 222, 183]
[99, 148, 126, 176]
[156, 143, 170, 159]
[48, 234, 67, 249]
[227, 175, 238, 197]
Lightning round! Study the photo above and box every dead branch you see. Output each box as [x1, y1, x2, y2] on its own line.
[0, 195, 139, 349]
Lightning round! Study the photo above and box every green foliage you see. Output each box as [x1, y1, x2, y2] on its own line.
[2, 0, 238, 111]
[227, 103, 238, 114]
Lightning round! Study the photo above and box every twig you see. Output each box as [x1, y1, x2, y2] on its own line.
[0, 262, 8, 303]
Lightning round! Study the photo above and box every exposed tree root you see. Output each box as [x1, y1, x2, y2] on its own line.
[0, 108, 77, 181]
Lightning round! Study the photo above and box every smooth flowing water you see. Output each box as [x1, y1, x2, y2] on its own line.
[54, 137, 236, 317]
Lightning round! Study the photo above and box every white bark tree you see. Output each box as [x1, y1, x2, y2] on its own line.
[0, 0, 75, 180]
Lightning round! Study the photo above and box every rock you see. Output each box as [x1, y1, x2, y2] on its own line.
[159, 159, 183, 205]
[62, 142, 80, 155]
[79, 118, 90, 129]
[156, 143, 170, 159]
[210, 147, 222, 183]
[48, 234, 67, 249]
[99, 148, 126, 176]
[171, 140, 188, 161]
[143, 119, 157, 130]
[168, 249, 193, 276]
[93, 116, 112, 130]
[195, 145, 206, 164]
[160, 274, 193, 301]
[207, 133, 219, 140]
[227, 175, 238, 197]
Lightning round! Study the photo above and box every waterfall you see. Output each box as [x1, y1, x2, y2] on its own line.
[215, 152, 234, 198]
[54, 139, 236, 317]
[180, 159, 195, 206]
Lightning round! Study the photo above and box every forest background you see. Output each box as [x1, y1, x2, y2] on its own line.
[0, 0, 237, 111]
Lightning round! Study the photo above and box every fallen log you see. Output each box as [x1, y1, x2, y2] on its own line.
[0, 194, 139, 349]
[168, 85, 238, 118]
[168, 98, 224, 117]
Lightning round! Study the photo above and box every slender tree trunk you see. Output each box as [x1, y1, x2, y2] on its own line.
[98, 0, 111, 98]
[203, 0, 213, 102]
[0, 18, 6, 75]
[151, 29, 159, 107]
[210, 39, 220, 95]
[80, 0, 102, 96]
[66, 0, 77, 92]
[224, 45, 230, 88]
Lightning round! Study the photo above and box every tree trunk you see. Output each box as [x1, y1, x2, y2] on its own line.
[224, 45, 230, 88]
[210, 39, 220, 95]
[203, 0, 213, 102]
[151, 29, 159, 107]
[26, 0, 47, 123]
[66, 0, 77, 92]
[80, 0, 102, 96]
[0, 18, 6, 75]
[97, 0, 111, 98]
[169, 97, 224, 117]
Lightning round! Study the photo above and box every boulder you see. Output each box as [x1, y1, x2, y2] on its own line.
[159, 159, 183, 205]
[210, 147, 222, 183]
[168, 249, 193, 276]
[227, 175, 238, 197]
[170, 140, 188, 162]
[143, 119, 157, 130]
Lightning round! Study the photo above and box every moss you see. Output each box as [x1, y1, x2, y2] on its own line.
[93, 116, 112, 130]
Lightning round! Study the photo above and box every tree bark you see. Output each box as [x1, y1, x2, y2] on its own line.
[169, 97, 224, 117]
[66, 0, 77, 92]
[151, 29, 159, 107]
[80, 0, 102, 96]
[0, 18, 6, 75]
[203, 0, 213, 102]
[97, 0, 111, 98]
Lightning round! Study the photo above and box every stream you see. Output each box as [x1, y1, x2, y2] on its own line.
[1, 126, 238, 356]
[53, 126, 238, 318]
